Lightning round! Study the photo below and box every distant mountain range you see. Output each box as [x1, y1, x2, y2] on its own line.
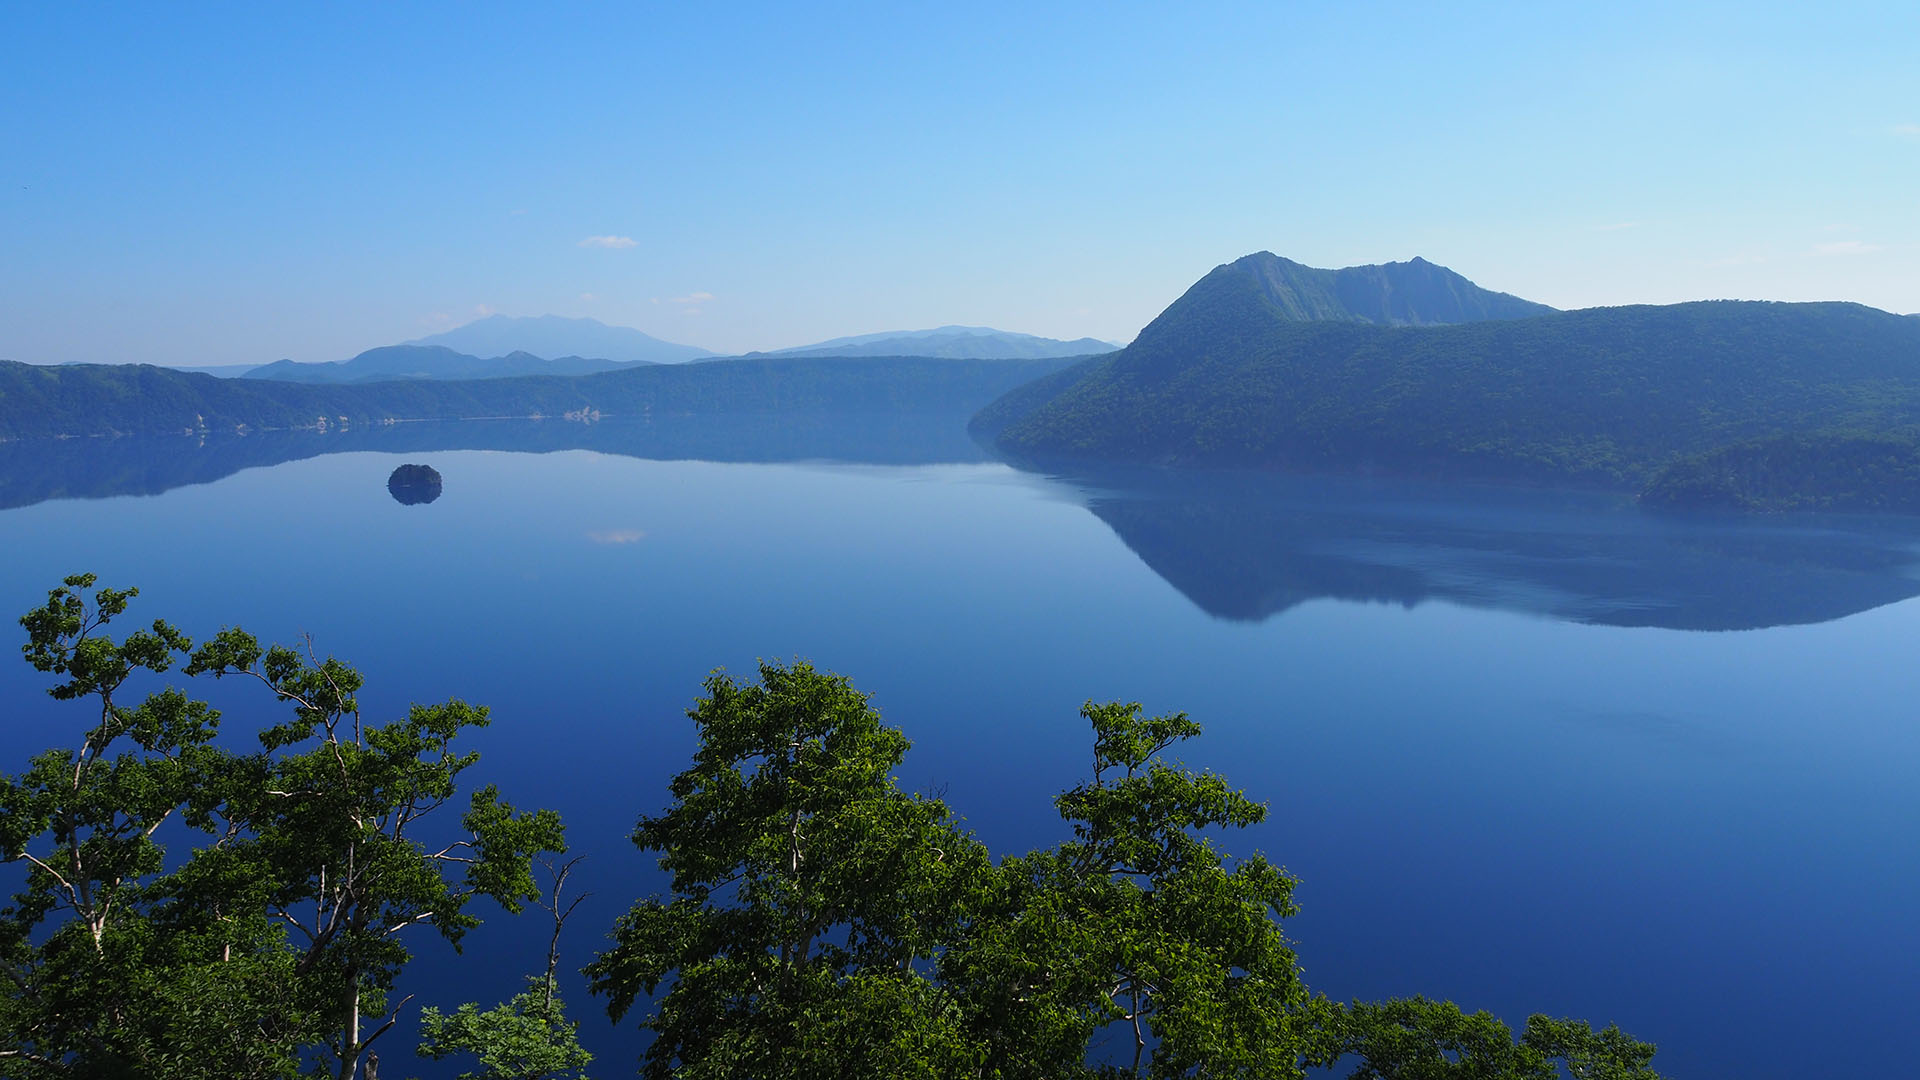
[407, 314, 713, 364]
[246, 345, 648, 384]
[235, 318, 1112, 384]
[242, 316, 711, 383]
[755, 326, 1120, 360]
[978, 253, 1920, 511]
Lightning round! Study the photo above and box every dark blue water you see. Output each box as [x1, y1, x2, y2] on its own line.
[3, 424, 1918, 1078]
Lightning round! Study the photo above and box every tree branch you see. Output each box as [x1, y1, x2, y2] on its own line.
[361, 993, 415, 1049]
[140, 806, 177, 840]
[19, 851, 77, 899]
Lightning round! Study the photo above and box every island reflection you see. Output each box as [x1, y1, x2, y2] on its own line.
[0, 411, 991, 513]
[1047, 466, 1920, 632]
[7, 420, 1920, 632]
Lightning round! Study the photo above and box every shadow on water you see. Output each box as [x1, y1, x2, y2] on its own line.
[0, 411, 992, 512]
[1044, 465, 1920, 631]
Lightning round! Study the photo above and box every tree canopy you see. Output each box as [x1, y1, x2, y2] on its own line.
[0, 575, 565, 1080]
[1, 583, 1667, 1078]
[589, 662, 1666, 1080]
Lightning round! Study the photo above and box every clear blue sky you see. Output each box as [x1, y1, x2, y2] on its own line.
[4, 1, 1916, 365]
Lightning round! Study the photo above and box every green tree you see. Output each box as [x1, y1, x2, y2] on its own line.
[585, 661, 993, 1080]
[0, 574, 306, 1079]
[418, 857, 595, 1080]
[940, 701, 1327, 1078]
[182, 630, 569, 1080]
[1334, 998, 1661, 1080]
[0, 576, 565, 1080]
[591, 663, 1667, 1080]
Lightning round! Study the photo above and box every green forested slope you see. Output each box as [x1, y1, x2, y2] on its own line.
[990, 299, 1920, 503]
[0, 355, 1079, 441]
[1208, 252, 1556, 326]
[1641, 430, 1920, 511]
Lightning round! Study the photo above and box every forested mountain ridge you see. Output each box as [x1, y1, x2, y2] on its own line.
[245, 344, 651, 383]
[984, 293, 1920, 508]
[971, 254, 1552, 444]
[0, 355, 1079, 442]
[1155, 252, 1556, 335]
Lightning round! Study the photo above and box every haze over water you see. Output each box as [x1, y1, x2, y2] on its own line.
[2, 427, 1916, 1078]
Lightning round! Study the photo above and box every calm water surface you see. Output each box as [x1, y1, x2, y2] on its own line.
[3, 424, 1918, 1078]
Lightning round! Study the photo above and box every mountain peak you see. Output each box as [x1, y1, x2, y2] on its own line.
[1204, 252, 1552, 329]
[757, 326, 1119, 360]
[405, 314, 711, 364]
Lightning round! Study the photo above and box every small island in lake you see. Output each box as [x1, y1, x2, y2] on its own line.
[387, 463, 442, 505]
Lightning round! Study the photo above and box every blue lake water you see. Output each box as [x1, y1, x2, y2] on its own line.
[3, 419, 1919, 1077]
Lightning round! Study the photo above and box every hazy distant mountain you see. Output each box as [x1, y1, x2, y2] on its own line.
[407, 314, 711, 364]
[245, 345, 649, 384]
[166, 363, 259, 377]
[758, 326, 1120, 360]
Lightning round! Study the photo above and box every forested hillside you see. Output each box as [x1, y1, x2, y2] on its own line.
[986, 296, 1920, 507]
[1641, 430, 1920, 511]
[0, 355, 1078, 441]
[1191, 252, 1556, 326]
[243, 344, 651, 383]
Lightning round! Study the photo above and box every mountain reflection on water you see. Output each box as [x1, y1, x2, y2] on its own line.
[1050, 466, 1920, 632]
[6, 418, 1920, 632]
[0, 412, 992, 512]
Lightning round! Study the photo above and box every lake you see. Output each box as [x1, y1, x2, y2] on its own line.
[3, 417, 1918, 1078]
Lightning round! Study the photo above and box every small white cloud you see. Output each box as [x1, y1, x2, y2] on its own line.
[587, 529, 646, 545]
[669, 292, 715, 305]
[1813, 240, 1883, 256]
[1892, 123, 1920, 137]
[1590, 221, 1641, 232]
[472, 303, 497, 317]
[578, 235, 637, 249]
[580, 292, 599, 302]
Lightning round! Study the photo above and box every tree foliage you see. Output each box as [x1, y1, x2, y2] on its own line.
[940, 701, 1322, 1078]
[418, 984, 594, 1080]
[1335, 999, 1661, 1080]
[585, 662, 991, 1079]
[1640, 429, 1920, 511]
[418, 857, 595, 1080]
[591, 663, 1666, 1079]
[2, 583, 1670, 1078]
[0, 576, 564, 1080]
